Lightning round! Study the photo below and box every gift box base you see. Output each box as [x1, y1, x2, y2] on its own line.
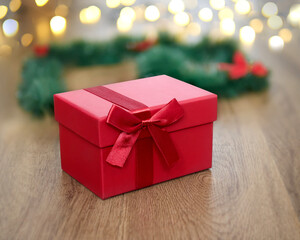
[59, 121, 214, 200]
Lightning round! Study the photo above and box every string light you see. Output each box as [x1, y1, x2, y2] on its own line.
[239, 26, 255, 45]
[267, 15, 283, 30]
[50, 16, 66, 35]
[106, 0, 120, 8]
[186, 22, 201, 36]
[35, 0, 49, 7]
[249, 18, 263, 33]
[21, 33, 33, 47]
[120, 7, 136, 21]
[278, 29, 292, 43]
[145, 5, 160, 22]
[0, 5, 8, 19]
[235, 0, 251, 15]
[198, 8, 213, 22]
[287, 4, 300, 27]
[3, 19, 19, 37]
[209, 0, 225, 10]
[261, 2, 278, 18]
[174, 12, 190, 26]
[168, 0, 185, 14]
[269, 35, 284, 51]
[218, 7, 234, 20]
[121, 0, 135, 6]
[55, 4, 69, 17]
[117, 15, 133, 32]
[9, 0, 22, 12]
[79, 6, 101, 24]
[220, 18, 235, 36]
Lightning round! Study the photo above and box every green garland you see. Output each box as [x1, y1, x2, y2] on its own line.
[18, 33, 269, 117]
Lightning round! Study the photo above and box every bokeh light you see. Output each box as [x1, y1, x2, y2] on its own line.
[235, 0, 251, 15]
[121, 0, 136, 6]
[239, 26, 255, 45]
[36, 18, 50, 44]
[9, 0, 22, 12]
[186, 22, 201, 36]
[79, 6, 101, 24]
[269, 35, 284, 51]
[278, 28, 292, 43]
[21, 33, 33, 47]
[3, 19, 19, 37]
[198, 8, 213, 22]
[209, 0, 225, 11]
[145, 5, 160, 22]
[220, 18, 235, 36]
[55, 4, 69, 17]
[267, 15, 283, 30]
[168, 0, 185, 14]
[174, 12, 190, 27]
[287, 4, 300, 27]
[218, 7, 234, 20]
[106, 0, 121, 8]
[35, 0, 49, 7]
[262, 2, 278, 18]
[0, 5, 8, 19]
[50, 16, 66, 35]
[120, 7, 136, 21]
[117, 15, 133, 32]
[249, 18, 263, 33]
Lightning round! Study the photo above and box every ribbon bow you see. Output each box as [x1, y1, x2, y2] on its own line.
[106, 98, 184, 168]
[219, 51, 268, 80]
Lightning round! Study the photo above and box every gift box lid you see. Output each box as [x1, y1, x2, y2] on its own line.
[54, 75, 217, 148]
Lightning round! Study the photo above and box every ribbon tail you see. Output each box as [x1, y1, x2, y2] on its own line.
[148, 125, 179, 167]
[106, 130, 141, 167]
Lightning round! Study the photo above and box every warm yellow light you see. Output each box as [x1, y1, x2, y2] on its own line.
[220, 18, 235, 36]
[287, 4, 300, 27]
[3, 19, 19, 37]
[278, 28, 292, 43]
[267, 15, 283, 30]
[145, 5, 160, 22]
[120, 7, 136, 21]
[218, 7, 234, 20]
[174, 12, 190, 26]
[35, 0, 49, 7]
[9, 0, 22, 12]
[0, 45, 12, 57]
[269, 35, 284, 51]
[121, 0, 136, 6]
[21, 33, 33, 47]
[186, 22, 201, 36]
[239, 26, 255, 45]
[79, 6, 101, 24]
[209, 0, 225, 10]
[168, 0, 185, 14]
[36, 18, 50, 44]
[133, 5, 145, 20]
[117, 16, 133, 32]
[249, 19, 263, 33]
[0, 5, 8, 19]
[106, 0, 120, 8]
[198, 8, 213, 22]
[50, 16, 66, 35]
[235, 0, 251, 15]
[55, 4, 69, 17]
[262, 2, 278, 18]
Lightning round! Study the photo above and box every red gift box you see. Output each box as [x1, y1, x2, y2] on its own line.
[54, 75, 217, 199]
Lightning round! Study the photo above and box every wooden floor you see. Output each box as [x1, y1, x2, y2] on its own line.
[0, 40, 300, 239]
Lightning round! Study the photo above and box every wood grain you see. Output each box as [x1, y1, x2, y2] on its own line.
[0, 43, 300, 240]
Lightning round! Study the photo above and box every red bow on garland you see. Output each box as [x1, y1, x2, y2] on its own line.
[34, 45, 49, 57]
[219, 51, 268, 80]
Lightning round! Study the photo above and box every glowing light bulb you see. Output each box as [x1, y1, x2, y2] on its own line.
[218, 7, 234, 20]
[35, 0, 48, 7]
[174, 12, 190, 26]
[79, 6, 101, 24]
[121, 0, 136, 6]
[287, 4, 300, 27]
[168, 0, 185, 14]
[220, 18, 235, 36]
[120, 7, 136, 21]
[235, 0, 251, 15]
[145, 5, 160, 22]
[186, 22, 201, 36]
[249, 18, 263, 33]
[262, 2, 278, 18]
[9, 0, 22, 12]
[209, 0, 225, 10]
[198, 8, 213, 22]
[267, 15, 283, 30]
[50, 16, 66, 35]
[239, 26, 255, 45]
[117, 16, 133, 32]
[0, 5, 8, 19]
[3, 19, 19, 37]
[269, 36, 284, 51]
[55, 4, 69, 17]
[278, 29, 292, 43]
[106, 0, 120, 8]
[21, 33, 33, 47]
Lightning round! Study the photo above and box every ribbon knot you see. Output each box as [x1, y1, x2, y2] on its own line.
[105, 98, 184, 168]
